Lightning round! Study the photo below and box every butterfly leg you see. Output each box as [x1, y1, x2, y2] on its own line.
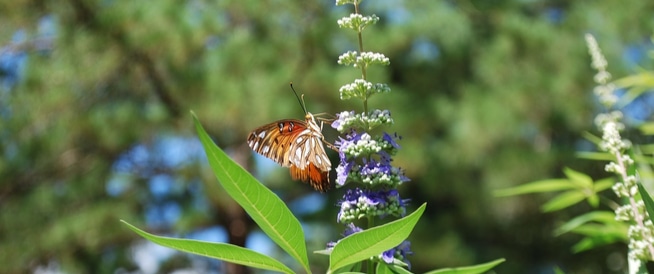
[324, 141, 338, 151]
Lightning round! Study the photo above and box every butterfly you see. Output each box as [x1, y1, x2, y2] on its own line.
[247, 87, 332, 192]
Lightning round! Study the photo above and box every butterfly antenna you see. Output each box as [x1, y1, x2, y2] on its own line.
[290, 82, 308, 114]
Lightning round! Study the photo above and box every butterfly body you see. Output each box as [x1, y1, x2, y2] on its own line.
[247, 112, 331, 192]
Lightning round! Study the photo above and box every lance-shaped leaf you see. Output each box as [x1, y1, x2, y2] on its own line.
[121, 221, 294, 274]
[424, 258, 505, 274]
[192, 113, 310, 273]
[329, 203, 426, 271]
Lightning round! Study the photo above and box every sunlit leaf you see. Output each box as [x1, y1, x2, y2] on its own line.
[541, 191, 585, 212]
[571, 227, 627, 253]
[581, 131, 603, 146]
[423, 258, 506, 274]
[121, 221, 294, 273]
[575, 151, 614, 161]
[554, 211, 617, 236]
[192, 112, 310, 273]
[563, 168, 593, 188]
[640, 122, 654, 136]
[640, 144, 654, 154]
[375, 263, 394, 274]
[615, 73, 654, 108]
[385, 263, 413, 274]
[634, 154, 654, 165]
[494, 179, 572, 197]
[594, 178, 615, 192]
[587, 193, 599, 208]
[329, 203, 426, 272]
[332, 262, 362, 274]
[570, 223, 627, 239]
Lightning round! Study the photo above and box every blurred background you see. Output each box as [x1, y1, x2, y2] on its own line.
[2, 0, 654, 273]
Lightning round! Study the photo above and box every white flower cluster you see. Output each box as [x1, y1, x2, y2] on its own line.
[340, 133, 381, 157]
[585, 34, 616, 106]
[585, 34, 608, 78]
[627, 219, 654, 260]
[337, 13, 379, 32]
[586, 34, 654, 261]
[333, 109, 393, 132]
[338, 51, 358, 66]
[339, 79, 391, 100]
[358, 52, 390, 67]
[598, 120, 630, 155]
[593, 83, 617, 106]
[338, 51, 390, 68]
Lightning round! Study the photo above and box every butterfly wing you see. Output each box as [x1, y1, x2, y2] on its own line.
[247, 116, 331, 192]
[247, 119, 305, 167]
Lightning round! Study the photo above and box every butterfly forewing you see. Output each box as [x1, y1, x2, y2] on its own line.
[247, 113, 331, 192]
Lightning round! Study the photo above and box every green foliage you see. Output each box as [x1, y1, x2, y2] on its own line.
[423, 259, 506, 274]
[3, 0, 654, 272]
[496, 168, 613, 212]
[496, 167, 628, 253]
[121, 221, 295, 273]
[328, 204, 426, 271]
[121, 115, 451, 273]
[192, 112, 311, 272]
[638, 185, 654, 226]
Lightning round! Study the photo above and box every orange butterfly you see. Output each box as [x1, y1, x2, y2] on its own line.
[247, 86, 332, 192]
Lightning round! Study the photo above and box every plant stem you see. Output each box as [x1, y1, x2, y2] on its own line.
[614, 150, 654, 259]
[354, 1, 368, 115]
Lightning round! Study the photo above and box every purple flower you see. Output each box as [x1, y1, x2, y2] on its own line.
[326, 223, 363, 249]
[337, 188, 408, 223]
[380, 241, 413, 268]
[343, 223, 363, 236]
[332, 110, 356, 131]
[382, 132, 401, 149]
[335, 160, 354, 187]
[381, 249, 395, 263]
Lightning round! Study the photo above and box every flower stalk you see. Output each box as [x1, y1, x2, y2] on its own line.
[328, 0, 412, 271]
[585, 34, 654, 261]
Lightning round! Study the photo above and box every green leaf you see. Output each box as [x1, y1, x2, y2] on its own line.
[375, 263, 394, 274]
[581, 131, 603, 145]
[120, 220, 294, 273]
[541, 191, 585, 212]
[570, 223, 627, 239]
[639, 122, 654, 135]
[638, 184, 654, 225]
[593, 177, 615, 192]
[563, 168, 593, 188]
[385, 263, 413, 274]
[571, 227, 627, 253]
[423, 258, 506, 274]
[553, 266, 565, 274]
[554, 211, 617, 236]
[192, 112, 310, 273]
[587, 193, 599, 208]
[329, 203, 426, 272]
[332, 262, 362, 274]
[575, 151, 614, 161]
[640, 144, 654, 154]
[494, 179, 573, 197]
